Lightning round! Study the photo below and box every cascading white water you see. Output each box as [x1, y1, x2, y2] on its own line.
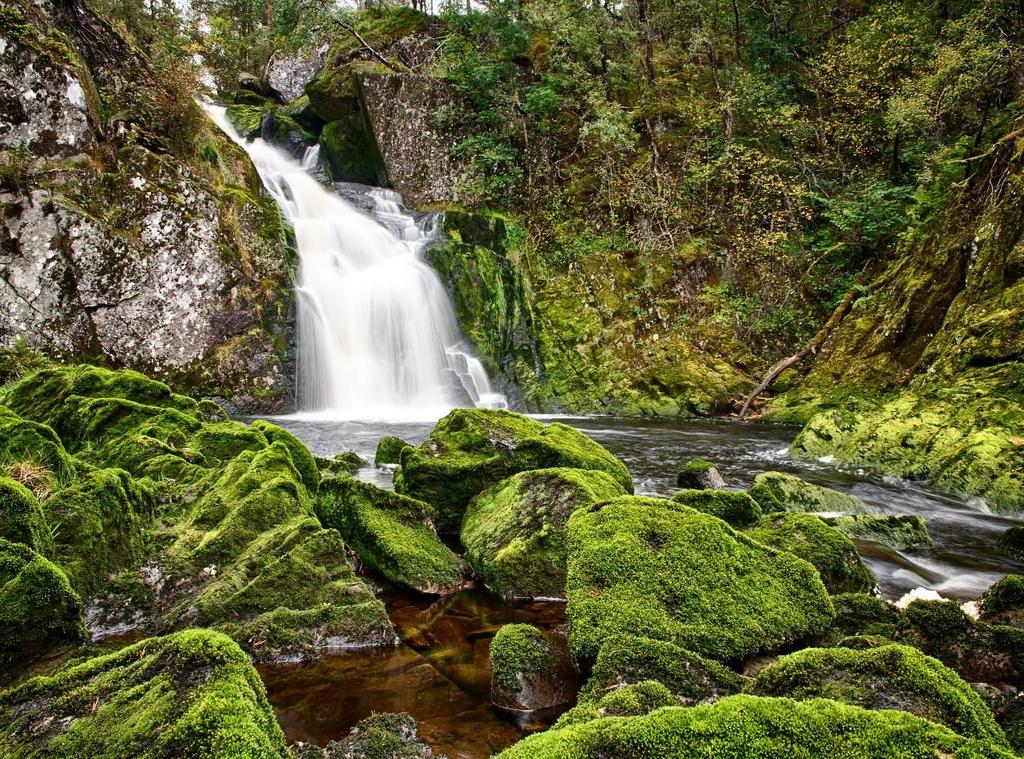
[202, 104, 507, 419]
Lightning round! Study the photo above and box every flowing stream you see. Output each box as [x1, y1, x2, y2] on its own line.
[202, 104, 505, 419]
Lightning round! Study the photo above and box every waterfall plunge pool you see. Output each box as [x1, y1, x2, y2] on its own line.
[256, 414, 1024, 758]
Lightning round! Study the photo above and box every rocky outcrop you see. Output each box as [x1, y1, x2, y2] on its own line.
[266, 44, 329, 103]
[0, 0, 293, 410]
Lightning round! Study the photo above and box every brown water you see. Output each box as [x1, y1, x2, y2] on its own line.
[259, 588, 570, 758]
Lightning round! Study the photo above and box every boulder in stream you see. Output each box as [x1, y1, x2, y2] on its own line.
[676, 459, 727, 489]
[980, 575, 1024, 628]
[821, 513, 932, 550]
[749, 471, 871, 514]
[291, 713, 438, 759]
[461, 467, 627, 599]
[489, 623, 576, 712]
[670, 488, 762, 527]
[565, 496, 834, 663]
[376, 435, 412, 467]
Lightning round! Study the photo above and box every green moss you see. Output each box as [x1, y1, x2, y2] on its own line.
[189, 421, 268, 466]
[317, 713, 434, 759]
[0, 477, 52, 554]
[980, 575, 1024, 627]
[43, 467, 155, 598]
[0, 537, 85, 674]
[461, 467, 627, 599]
[555, 680, 677, 728]
[251, 420, 320, 493]
[996, 696, 1024, 755]
[319, 114, 389, 186]
[821, 514, 932, 550]
[0, 409, 76, 489]
[670, 489, 761, 527]
[565, 496, 834, 663]
[745, 512, 876, 594]
[749, 471, 870, 514]
[317, 477, 463, 594]
[997, 526, 1024, 560]
[490, 623, 556, 695]
[396, 408, 632, 535]
[495, 694, 1015, 758]
[375, 436, 411, 466]
[579, 634, 741, 706]
[826, 593, 903, 641]
[675, 459, 725, 489]
[748, 644, 1007, 744]
[0, 629, 289, 758]
[316, 451, 367, 478]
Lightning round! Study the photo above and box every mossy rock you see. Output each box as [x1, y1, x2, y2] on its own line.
[895, 600, 1024, 687]
[670, 489, 762, 527]
[749, 644, 1008, 744]
[745, 512, 876, 595]
[395, 409, 632, 535]
[0, 537, 85, 675]
[981, 575, 1024, 628]
[554, 680, 677, 728]
[997, 526, 1024, 560]
[0, 408, 77, 490]
[316, 451, 367, 478]
[490, 623, 575, 712]
[565, 496, 834, 663]
[318, 477, 463, 594]
[675, 459, 726, 489]
[461, 467, 627, 599]
[189, 421, 269, 467]
[319, 114, 389, 186]
[825, 593, 903, 642]
[578, 634, 741, 706]
[375, 436, 411, 466]
[251, 420, 320, 493]
[749, 471, 871, 514]
[43, 467, 155, 598]
[0, 629, 289, 758]
[495, 694, 1015, 758]
[299, 712, 436, 759]
[821, 513, 932, 550]
[0, 477, 52, 554]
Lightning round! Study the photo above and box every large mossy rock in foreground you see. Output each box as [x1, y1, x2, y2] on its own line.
[495, 694, 1015, 758]
[565, 496, 834, 663]
[317, 477, 464, 595]
[0, 629, 288, 758]
[395, 409, 633, 535]
[462, 467, 627, 599]
[749, 644, 1008, 744]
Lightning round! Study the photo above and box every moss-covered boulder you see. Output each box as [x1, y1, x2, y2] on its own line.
[745, 512, 876, 594]
[495, 694, 1015, 758]
[981, 575, 1024, 628]
[319, 114, 389, 186]
[749, 644, 1008, 744]
[579, 634, 741, 706]
[461, 468, 627, 599]
[0, 477, 51, 554]
[395, 409, 632, 535]
[821, 514, 932, 550]
[315, 452, 367, 479]
[997, 526, 1024, 560]
[375, 436, 411, 466]
[0, 629, 288, 758]
[565, 496, 834, 663]
[0, 407, 77, 491]
[317, 477, 463, 594]
[749, 471, 870, 514]
[895, 600, 1024, 687]
[292, 712, 437, 759]
[0, 538, 85, 674]
[676, 459, 727, 489]
[489, 623, 576, 712]
[670, 489, 762, 527]
[554, 680, 678, 728]
[825, 593, 903, 643]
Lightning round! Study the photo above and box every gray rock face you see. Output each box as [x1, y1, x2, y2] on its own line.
[357, 72, 468, 208]
[266, 44, 329, 103]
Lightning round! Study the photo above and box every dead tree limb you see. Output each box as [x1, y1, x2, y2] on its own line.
[337, 19, 403, 73]
[738, 287, 860, 419]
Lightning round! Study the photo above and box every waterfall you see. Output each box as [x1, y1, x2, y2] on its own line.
[201, 104, 507, 419]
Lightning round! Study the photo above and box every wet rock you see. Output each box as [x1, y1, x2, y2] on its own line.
[317, 451, 368, 478]
[0, 629, 289, 757]
[748, 644, 1009, 744]
[565, 495, 834, 663]
[489, 624, 576, 712]
[376, 435, 412, 466]
[998, 526, 1024, 560]
[291, 713, 438, 758]
[495, 694, 1014, 758]
[267, 44, 329, 104]
[676, 459, 727, 489]
[745, 512, 877, 595]
[318, 477, 464, 595]
[749, 471, 871, 514]
[821, 513, 932, 550]
[671, 488, 762, 527]
[461, 467, 627, 599]
[395, 408, 632, 536]
[981, 575, 1024, 628]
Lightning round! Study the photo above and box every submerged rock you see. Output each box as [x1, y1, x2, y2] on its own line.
[821, 513, 932, 550]
[489, 623, 576, 712]
[675, 459, 727, 489]
[0, 629, 289, 757]
[495, 694, 1014, 758]
[461, 467, 627, 599]
[749, 471, 871, 514]
[745, 512, 877, 595]
[318, 477, 464, 595]
[670, 488, 762, 527]
[565, 496, 834, 663]
[375, 435, 412, 466]
[749, 644, 1008, 744]
[395, 409, 632, 535]
[291, 712, 438, 758]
